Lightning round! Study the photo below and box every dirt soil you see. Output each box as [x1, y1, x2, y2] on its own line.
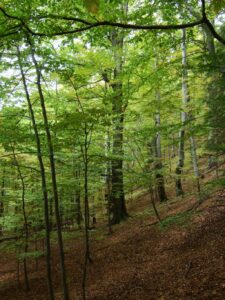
[1, 189, 225, 299]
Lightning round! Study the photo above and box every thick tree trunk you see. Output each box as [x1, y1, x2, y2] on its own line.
[17, 46, 55, 300]
[110, 29, 128, 224]
[202, 21, 225, 170]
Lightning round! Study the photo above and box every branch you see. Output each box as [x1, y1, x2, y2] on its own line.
[200, 0, 225, 46]
[0, 6, 205, 35]
[37, 14, 92, 25]
[0, 6, 21, 21]
[204, 17, 225, 46]
[201, 0, 206, 19]
[22, 19, 206, 36]
[0, 4, 225, 46]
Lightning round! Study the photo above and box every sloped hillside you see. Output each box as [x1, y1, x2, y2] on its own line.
[1, 185, 225, 300]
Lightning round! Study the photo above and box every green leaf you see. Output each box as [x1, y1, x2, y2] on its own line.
[211, 0, 225, 13]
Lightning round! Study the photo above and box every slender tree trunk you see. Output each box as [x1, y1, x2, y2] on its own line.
[74, 170, 82, 229]
[175, 30, 188, 196]
[35, 234, 39, 271]
[182, 28, 200, 193]
[75, 192, 82, 228]
[190, 136, 200, 193]
[17, 46, 55, 300]
[82, 125, 93, 300]
[203, 22, 217, 169]
[153, 87, 167, 202]
[175, 29, 200, 196]
[105, 128, 113, 234]
[49, 197, 53, 232]
[102, 75, 113, 232]
[149, 186, 161, 223]
[0, 169, 5, 236]
[110, 29, 128, 224]
[11, 145, 30, 291]
[83, 128, 91, 260]
[28, 38, 70, 300]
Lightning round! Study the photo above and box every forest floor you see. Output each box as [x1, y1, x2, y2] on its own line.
[1, 171, 225, 299]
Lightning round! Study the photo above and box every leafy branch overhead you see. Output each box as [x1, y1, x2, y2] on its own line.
[0, 0, 224, 45]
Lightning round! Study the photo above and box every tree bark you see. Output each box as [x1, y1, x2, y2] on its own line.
[175, 28, 200, 196]
[17, 46, 55, 300]
[11, 145, 30, 291]
[28, 39, 70, 300]
[0, 169, 5, 236]
[153, 87, 167, 202]
[74, 170, 82, 229]
[105, 127, 113, 234]
[110, 29, 128, 224]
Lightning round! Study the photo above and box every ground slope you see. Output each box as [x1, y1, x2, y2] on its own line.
[1, 190, 225, 299]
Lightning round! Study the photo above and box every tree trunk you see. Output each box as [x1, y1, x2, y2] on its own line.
[0, 169, 5, 236]
[190, 136, 200, 193]
[74, 170, 82, 229]
[110, 29, 128, 224]
[175, 28, 200, 196]
[202, 20, 225, 170]
[28, 38, 70, 300]
[175, 129, 185, 196]
[105, 128, 113, 234]
[11, 145, 30, 291]
[153, 87, 167, 202]
[17, 46, 55, 300]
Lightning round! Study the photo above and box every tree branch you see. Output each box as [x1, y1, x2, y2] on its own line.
[201, 0, 206, 19]
[204, 17, 225, 46]
[0, 4, 225, 46]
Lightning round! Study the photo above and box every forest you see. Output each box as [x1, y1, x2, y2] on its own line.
[0, 0, 225, 299]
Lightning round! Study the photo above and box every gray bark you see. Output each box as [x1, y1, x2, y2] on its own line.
[175, 28, 200, 196]
[153, 87, 167, 202]
[110, 28, 128, 224]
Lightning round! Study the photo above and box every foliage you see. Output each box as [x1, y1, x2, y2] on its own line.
[159, 210, 195, 230]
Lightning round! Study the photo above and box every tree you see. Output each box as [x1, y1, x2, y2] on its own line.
[17, 45, 55, 300]
[175, 28, 200, 196]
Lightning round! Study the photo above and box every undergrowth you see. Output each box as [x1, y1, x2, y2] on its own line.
[159, 210, 197, 230]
